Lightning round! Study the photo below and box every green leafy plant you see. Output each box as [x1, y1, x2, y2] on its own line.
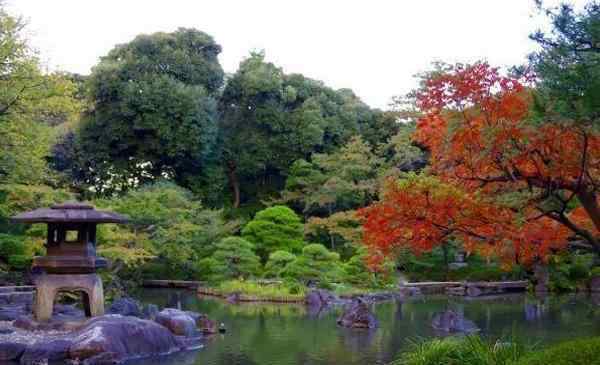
[392, 335, 531, 365]
[264, 250, 297, 278]
[202, 237, 261, 282]
[282, 243, 344, 284]
[514, 337, 600, 365]
[242, 205, 305, 262]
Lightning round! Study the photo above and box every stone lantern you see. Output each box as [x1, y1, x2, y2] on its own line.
[11, 202, 128, 321]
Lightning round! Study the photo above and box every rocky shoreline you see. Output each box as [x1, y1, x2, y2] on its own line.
[0, 298, 217, 364]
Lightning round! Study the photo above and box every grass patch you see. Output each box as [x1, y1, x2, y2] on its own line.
[514, 337, 600, 365]
[391, 335, 531, 365]
[214, 280, 306, 300]
[204, 280, 390, 302]
[330, 283, 387, 296]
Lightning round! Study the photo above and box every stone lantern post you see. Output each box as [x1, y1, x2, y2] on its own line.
[11, 202, 128, 321]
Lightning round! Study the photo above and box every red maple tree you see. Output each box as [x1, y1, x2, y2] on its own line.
[359, 174, 570, 269]
[360, 62, 599, 267]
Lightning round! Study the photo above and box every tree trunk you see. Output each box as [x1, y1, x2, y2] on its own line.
[577, 188, 600, 233]
[226, 161, 240, 208]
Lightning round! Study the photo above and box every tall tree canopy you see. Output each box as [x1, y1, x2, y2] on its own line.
[0, 6, 82, 185]
[219, 52, 381, 207]
[0, 6, 43, 120]
[529, 1, 600, 126]
[281, 136, 381, 217]
[413, 62, 599, 255]
[72, 28, 224, 194]
[359, 58, 600, 268]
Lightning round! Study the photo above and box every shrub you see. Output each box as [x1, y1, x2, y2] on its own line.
[203, 237, 261, 282]
[98, 182, 238, 280]
[216, 279, 306, 299]
[0, 233, 26, 259]
[7, 254, 30, 270]
[242, 205, 304, 262]
[0, 233, 33, 270]
[547, 253, 594, 292]
[449, 265, 506, 282]
[264, 250, 296, 278]
[282, 244, 344, 284]
[514, 337, 600, 365]
[344, 248, 395, 288]
[285, 280, 304, 295]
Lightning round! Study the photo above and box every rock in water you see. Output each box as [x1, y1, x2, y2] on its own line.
[142, 304, 160, 320]
[108, 297, 142, 317]
[185, 311, 217, 334]
[226, 292, 241, 304]
[0, 342, 26, 361]
[20, 339, 73, 365]
[431, 310, 479, 333]
[69, 315, 182, 363]
[154, 308, 198, 337]
[398, 286, 421, 297]
[337, 298, 378, 329]
[305, 290, 337, 308]
[466, 286, 482, 297]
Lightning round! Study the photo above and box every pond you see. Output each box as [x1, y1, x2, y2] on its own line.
[133, 289, 600, 365]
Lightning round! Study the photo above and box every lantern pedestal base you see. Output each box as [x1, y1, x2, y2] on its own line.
[33, 273, 104, 322]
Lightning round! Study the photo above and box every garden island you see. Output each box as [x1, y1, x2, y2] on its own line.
[0, 1, 599, 364]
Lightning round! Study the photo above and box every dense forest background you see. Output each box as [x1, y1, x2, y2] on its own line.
[1, 2, 598, 295]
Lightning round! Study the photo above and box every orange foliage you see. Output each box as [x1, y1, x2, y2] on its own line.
[360, 62, 599, 268]
[414, 63, 599, 196]
[358, 175, 570, 268]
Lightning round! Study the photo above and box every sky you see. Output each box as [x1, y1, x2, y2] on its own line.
[6, 0, 588, 109]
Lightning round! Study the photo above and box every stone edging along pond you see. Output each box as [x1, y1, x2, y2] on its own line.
[197, 287, 306, 303]
[196, 286, 403, 305]
[152, 279, 536, 305]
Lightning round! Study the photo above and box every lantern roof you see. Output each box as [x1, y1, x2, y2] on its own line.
[10, 202, 128, 224]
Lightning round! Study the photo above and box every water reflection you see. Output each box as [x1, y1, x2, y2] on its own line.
[132, 289, 600, 365]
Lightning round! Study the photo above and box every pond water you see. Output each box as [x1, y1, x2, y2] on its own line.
[133, 289, 600, 365]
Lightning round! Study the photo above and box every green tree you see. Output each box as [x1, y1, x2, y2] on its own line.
[1, 71, 83, 186]
[219, 52, 379, 207]
[281, 136, 381, 217]
[0, 184, 73, 270]
[74, 28, 224, 194]
[201, 237, 261, 281]
[0, 5, 83, 185]
[98, 181, 238, 279]
[306, 210, 362, 257]
[525, 2, 600, 240]
[529, 2, 600, 126]
[282, 243, 344, 284]
[377, 122, 427, 175]
[0, 120, 55, 185]
[0, 6, 76, 123]
[241, 205, 305, 262]
[264, 250, 296, 278]
[343, 247, 395, 288]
